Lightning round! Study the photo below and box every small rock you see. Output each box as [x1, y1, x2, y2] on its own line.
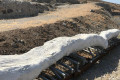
[62, 22, 66, 26]
[11, 43, 19, 48]
[90, 9, 95, 12]
[18, 40, 25, 45]
[0, 38, 5, 42]
[19, 50, 26, 53]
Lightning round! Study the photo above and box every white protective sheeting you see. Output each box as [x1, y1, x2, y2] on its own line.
[0, 29, 119, 80]
[100, 29, 120, 40]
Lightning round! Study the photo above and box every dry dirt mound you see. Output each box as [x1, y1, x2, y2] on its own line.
[0, 0, 87, 19]
[0, 0, 54, 19]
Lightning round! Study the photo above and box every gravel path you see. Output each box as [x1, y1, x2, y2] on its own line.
[75, 45, 120, 80]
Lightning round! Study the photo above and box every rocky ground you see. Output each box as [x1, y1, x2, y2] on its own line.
[0, 0, 120, 80]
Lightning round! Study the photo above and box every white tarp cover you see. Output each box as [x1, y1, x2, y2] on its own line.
[0, 29, 119, 80]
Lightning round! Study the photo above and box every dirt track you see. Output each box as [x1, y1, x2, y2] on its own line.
[0, 3, 100, 32]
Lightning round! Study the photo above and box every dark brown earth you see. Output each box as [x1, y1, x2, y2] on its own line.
[31, 0, 80, 4]
[0, 1, 120, 55]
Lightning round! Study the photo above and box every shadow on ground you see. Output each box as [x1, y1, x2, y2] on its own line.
[112, 12, 120, 16]
[96, 3, 120, 16]
[74, 45, 120, 80]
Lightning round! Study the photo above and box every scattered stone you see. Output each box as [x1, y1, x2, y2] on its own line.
[3, 42, 10, 47]
[90, 9, 95, 12]
[11, 42, 19, 48]
[0, 38, 5, 42]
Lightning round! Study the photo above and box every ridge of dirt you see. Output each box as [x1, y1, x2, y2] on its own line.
[0, 2, 119, 55]
[0, 0, 85, 19]
[0, 1, 54, 19]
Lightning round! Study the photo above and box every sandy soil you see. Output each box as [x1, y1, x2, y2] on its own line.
[0, 3, 100, 32]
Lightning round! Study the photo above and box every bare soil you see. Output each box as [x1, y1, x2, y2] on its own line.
[0, 0, 86, 19]
[0, 0, 120, 80]
[0, 2, 119, 55]
[0, 3, 100, 32]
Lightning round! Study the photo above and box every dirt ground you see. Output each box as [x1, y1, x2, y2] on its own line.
[0, 3, 100, 32]
[0, 2, 119, 55]
[0, 0, 84, 19]
[75, 45, 120, 80]
[0, 0, 120, 80]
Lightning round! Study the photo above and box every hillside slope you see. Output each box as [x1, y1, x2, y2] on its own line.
[0, 2, 119, 55]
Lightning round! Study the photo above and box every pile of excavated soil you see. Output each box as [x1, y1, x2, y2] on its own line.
[0, 3, 119, 55]
[0, 1, 54, 19]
